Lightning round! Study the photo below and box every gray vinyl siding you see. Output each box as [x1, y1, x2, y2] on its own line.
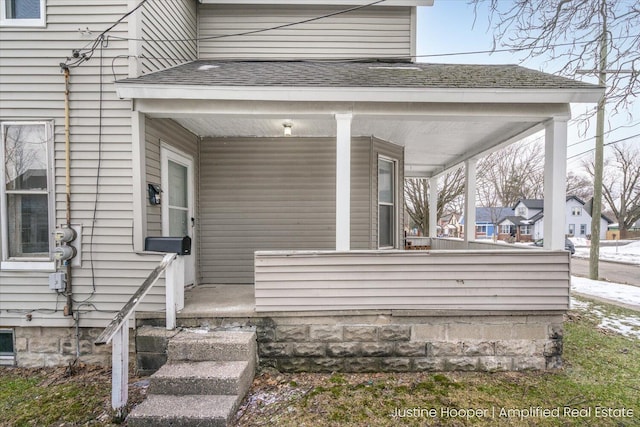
[145, 118, 199, 240]
[0, 1, 166, 328]
[198, 137, 372, 284]
[372, 138, 404, 248]
[138, 0, 197, 75]
[198, 4, 412, 59]
[255, 250, 571, 311]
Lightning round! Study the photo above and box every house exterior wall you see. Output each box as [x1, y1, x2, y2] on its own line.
[0, 0, 170, 330]
[135, 0, 197, 76]
[198, 136, 402, 284]
[144, 118, 199, 239]
[513, 201, 542, 220]
[197, 4, 413, 59]
[532, 199, 608, 240]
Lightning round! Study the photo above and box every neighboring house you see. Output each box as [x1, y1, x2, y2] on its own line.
[1, 0, 602, 385]
[437, 213, 460, 237]
[459, 207, 514, 239]
[498, 196, 611, 242]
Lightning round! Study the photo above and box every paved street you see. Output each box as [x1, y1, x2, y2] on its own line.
[571, 257, 640, 287]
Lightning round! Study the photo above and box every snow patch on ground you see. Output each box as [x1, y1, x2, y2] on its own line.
[571, 276, 640, 307]
[570, 297, 640, 339]
[571, 276, 640, 339]
[574, 240, 640, 265]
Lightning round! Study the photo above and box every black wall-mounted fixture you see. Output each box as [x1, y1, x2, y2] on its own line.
[148, 183, 161, 205]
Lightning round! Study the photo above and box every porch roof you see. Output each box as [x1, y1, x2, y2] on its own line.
[119, 60, 599, 92]
[116, 60, 603, 177]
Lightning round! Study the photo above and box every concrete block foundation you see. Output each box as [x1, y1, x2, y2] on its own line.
[136, 311, 564, 374]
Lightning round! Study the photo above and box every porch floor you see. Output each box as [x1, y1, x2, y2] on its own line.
[182, 284, 256, 316]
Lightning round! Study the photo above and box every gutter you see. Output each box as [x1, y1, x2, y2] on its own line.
[115, 83, 605, 105]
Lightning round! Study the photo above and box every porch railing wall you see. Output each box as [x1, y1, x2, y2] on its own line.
[255, 250, 570, 312]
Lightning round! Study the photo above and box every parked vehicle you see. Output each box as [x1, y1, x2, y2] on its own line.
[533, 238, 575, 255]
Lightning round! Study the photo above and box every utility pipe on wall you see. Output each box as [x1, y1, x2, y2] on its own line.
[63, 66, 73, 316]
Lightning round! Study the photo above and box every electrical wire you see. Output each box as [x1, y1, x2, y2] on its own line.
[567, 132, 640, 160]
[567, 120, 640, 148]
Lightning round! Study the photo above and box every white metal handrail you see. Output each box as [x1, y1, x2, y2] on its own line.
[95, 252, 184, 410]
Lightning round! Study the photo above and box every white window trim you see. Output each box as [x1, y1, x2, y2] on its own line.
[0, 120, 55, 268]
[159, 142, 194, 237]
[378, 156, 397, 249]
[0, 0, 46, 27]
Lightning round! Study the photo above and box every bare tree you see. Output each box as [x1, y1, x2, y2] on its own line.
[473, 0, 639, 114]
[472, 0, 638, 279]
[566, 171, 594, 201]
[584, 142, 640, 237]
[477, 140, 545, 208]
[405, 168, 465, 236]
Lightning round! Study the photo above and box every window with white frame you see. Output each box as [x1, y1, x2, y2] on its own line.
[520, 225, 531, 235]
[516, 206, 527, 216]
[1, 0, 45, 27]
[500, 224, 511, 234]
[568, 224, 575, 236]
[571, 206, 582, 216]
[580, 224, 586, 235]
[476, 225, 487, 234]
[378, 157, 395, 248]
[1, 122, 53, 259]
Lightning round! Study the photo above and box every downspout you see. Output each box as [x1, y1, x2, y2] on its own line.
[63, 66, 73, 316]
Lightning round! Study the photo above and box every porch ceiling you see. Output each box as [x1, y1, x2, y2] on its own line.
[169, 114, 538, 177]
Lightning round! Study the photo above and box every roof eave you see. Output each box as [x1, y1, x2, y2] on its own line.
[199, 0, 434, 6]
[115, 84, 604, 104]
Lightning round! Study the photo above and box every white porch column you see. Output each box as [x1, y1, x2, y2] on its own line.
[335, 113, 352, 251]
[464, 160, 477, 244]
[543, 119, 568, 250]
[428, 177, 438, 238]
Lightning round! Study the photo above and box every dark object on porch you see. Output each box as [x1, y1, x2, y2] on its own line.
[145, 236, 191, 255]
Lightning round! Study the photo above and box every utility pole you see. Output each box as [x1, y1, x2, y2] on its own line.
[589, 1, 607, 280]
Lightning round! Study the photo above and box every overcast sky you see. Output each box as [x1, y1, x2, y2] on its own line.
[415, 1, 639, 167]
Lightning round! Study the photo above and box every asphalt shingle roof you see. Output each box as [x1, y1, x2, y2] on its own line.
[476, 207, 514, 223]
[118, 60, 601, 90]
[517, 199, 545, 210]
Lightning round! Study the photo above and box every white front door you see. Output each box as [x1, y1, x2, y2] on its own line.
[161, 144, 196, 285]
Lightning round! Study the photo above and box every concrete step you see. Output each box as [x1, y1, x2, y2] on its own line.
[135, 326, 180, 376]
[127, 394, 238, 427]
[149, 360, 255, 396]
[168, 330, 256, 362]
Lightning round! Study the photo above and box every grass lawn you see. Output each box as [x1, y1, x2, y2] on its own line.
[0, 297, 638, 426]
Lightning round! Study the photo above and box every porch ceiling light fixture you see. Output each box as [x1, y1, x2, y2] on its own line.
[283, 122, 292, 137]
